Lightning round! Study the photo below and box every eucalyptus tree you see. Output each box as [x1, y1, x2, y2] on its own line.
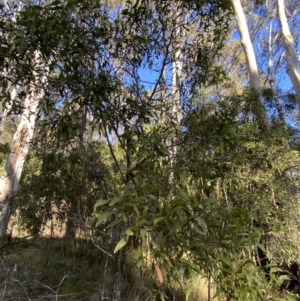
[3, 0, 278, 299]
[231, 0, 261, 92]
[0, 0, 20, 137]
[277, 0, 300, 107]
[233, 0, 300, 122]
[0, 0, 121, 237]
[229, 0, 269, 125]
[0, 1, 50, 236]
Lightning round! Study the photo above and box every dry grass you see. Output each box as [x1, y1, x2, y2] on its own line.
[0, 237, 104, 301]
[0, 236, 217, 301]
[190, 275, 216, 301]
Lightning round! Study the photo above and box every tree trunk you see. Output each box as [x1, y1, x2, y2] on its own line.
[266, 18, 285, 124]
[65, 214, 76, 239]
[231, 0, 268, 123]
[231, 0, 260, 91]
[277, 0, 300, 108]
[171, 6, 184, 126]
[0, 50, 46, 237]
[169, 5, 185, 163]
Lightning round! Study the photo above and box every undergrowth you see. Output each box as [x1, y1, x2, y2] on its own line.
[0, 237, 211, 301]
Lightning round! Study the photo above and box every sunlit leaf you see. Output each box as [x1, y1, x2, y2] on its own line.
[186, 285, 193, 301]
[94, 199, 109, 209]
[114, 236, 128, 253]
[125, 228, 134, 236]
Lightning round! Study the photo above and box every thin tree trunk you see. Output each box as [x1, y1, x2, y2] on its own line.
[231, 0, 260, 91]
[267, 18, 285, 124]
[0, 50, 46, 237]
[231, 0, 268, 123]
[277, 0, 300, 108]
[169, 5, 185, 163]
[171, 6, 184, 126]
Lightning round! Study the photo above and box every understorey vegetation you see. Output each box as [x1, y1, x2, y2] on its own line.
[1, 0, 300, 300]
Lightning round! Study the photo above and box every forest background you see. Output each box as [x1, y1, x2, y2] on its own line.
[1, 0, 300, 300]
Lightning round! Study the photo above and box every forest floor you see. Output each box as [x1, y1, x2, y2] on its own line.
[0, 237, 210, 301]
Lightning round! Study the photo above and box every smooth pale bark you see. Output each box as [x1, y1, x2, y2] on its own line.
[172, 8, 184, 125]
[277, 0, 300, 107]
[267, 18, 285, 124]
[231, 0, 269, 125]
[0, 50, 46, 237]
[169, 6, 185, 163]
[231, 0, 261, 91]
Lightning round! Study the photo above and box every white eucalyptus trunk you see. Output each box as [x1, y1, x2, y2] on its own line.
[171, 8, 184, 125]
[231, 0, 261, 92]
[169, 5, 185, 163]
[277, 0, 300, 107]
[267, 18, 285, 123]
[231, 0, 269, 125]
[0, 50, 46, 237]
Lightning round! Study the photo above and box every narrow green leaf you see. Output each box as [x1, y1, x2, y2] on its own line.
[219, 255, 231, 267]
[195, 217, 207, 232]
[284, 293, 297, 301]
[154, 217, 165, 224]
[237, 259, 255, 272]
[142, 206, 149, 217]
[107, 218, 122, 229]
[137, 260, 143, 269]
[140, 228, 147, 240]
[157, 230, 164, 243]
[159, 290, 166, 301]
[125, 228, 134, 236]
[148, 194, 157, 200]
[133, 205, 139, 215]
[257, 242, 267, 253]
[96, 210, 114, 227]
[202, 198, 217, 204]
[188, 267, 197, 285]
[114, 236, 128, 253]
[121, 212, 127, 222]
[270, 266, 283, 274]
[94, 199, 109, 210]
[171, 220, 182, 231]
[109, 196, 122, 206]
[186, 285, 193, 301]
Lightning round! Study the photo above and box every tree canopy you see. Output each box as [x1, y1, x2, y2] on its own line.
[1, 0, 300, 300]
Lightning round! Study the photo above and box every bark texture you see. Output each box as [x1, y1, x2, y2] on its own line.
[0, 50, 46, 237]
[171, 6, 184, 125]
[267, 18, 285, 124]
[169, 5, 185, 163]
[277, 0, 300, 107]
[231, 0, 260, 91]
[231, 0, 268, 124]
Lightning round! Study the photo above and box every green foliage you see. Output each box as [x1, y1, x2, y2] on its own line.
[0, 238, 106, 300]
[1, 0, 300, 300]
[0, 142, 9, 166]
[92, 90, 300, 300]
[17, 141, 119, 236]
